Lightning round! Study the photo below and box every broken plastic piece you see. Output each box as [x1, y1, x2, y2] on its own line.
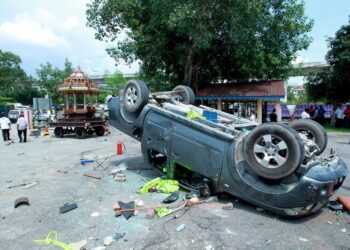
[163, 192, 179, 204]
[14, 197, 30, 208]
[59, 203, 78, 214]
[118, 201, 135, 220]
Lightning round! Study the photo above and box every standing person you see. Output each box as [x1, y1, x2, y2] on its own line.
[316, 105, 326, 126]
[249, 111, 257, 123]
[0, 114, 11, 141]
[335, 105, 344, 128]
[269, 108, 278, 122]
[301, 108, 311, 119]
[309, 105, 316, 119]
[16, 114, 28, 143]
[343, 104, 350, 128]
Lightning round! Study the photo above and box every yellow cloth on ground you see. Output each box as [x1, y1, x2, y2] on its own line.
[138, 177, 179, 194]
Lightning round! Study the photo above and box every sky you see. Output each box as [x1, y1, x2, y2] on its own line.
[0, 0, 349, 79]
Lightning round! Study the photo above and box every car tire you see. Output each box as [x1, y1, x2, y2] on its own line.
[123, 80, 149, 113]
[173, 85, 195, 104]
[289, 119, 327, 155]
[75, 128, 86, 139]
[244, 123, 304, 180]
[54, 127, 64, 138]
[94, 126, 105, 136]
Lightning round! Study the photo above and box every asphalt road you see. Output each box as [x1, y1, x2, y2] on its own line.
[0, 126, 349, 250]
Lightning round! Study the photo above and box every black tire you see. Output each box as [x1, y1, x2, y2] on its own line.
[54, 127, 64, 138]
[75, 128, 86, 139]
[244, 123, 304, 180]
[94, 126, 105, 136]
[173, 85, 195, 104]
[289, 119, 327, 155]
[123, 80, 149, 113]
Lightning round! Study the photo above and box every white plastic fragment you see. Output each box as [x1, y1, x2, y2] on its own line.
[90, 212, 100, 217]
[341, 228, 347, 233]
[176, 224, 186, 232]
[103, 236, 113, 246]
[298, 237, 309, 242]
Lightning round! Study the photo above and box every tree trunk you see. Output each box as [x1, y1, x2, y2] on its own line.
[184, 43, 196, 88]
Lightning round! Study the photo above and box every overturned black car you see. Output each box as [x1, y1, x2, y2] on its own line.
[107, 80, 348, 217]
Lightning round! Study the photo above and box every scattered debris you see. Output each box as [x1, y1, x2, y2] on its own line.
[5, 140, 14, 146]
[163, 192, 179, 204]
[298, 237, 309, 242]
[7, 183, 27, 189]
[205, 245, 214, 250]
[176, 224, 186, 232]
[59, 203, 78, 214]
[341, 228, 347, 233]
[80, 159, 94, 165]
[103, 236, 113, 246]
[83, 173, 101, 180]
[155, 207, 173, 217]
[145, 208, 155, 219]
[110, 163, 128, 176]
[23, 181, 39, 189]
[135, 199, 144, 207]
[113, 232, 125, 241]
[90, 212, 100, 217]
[337, 196, 350, 212]
[113, 202, 121, 217]
[70, 239, 87, 250]
[114, 173, 126, 182]
[118, 201, 135, 220]
[256, 207, 264, 212]
[328, 200, 344, 211]
[57, 169, 68, 174]
[222, 202, 234, 210]
[14, 197, 30, 208]
[17, 153, 25, 155]
[327, 221, 333, 225]
[94, 246, 106, 250]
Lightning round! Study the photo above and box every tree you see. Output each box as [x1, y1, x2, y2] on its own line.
[306, 19, 350, 103]
[98, 70, 127, 102]
[36, 58, 73, 102]
[87, 0, 312, 89]
[0, 49, 26, 92]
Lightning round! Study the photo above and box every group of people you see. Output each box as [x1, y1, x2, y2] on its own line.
[335, 104, 350, 128]
[0, 114, 29, 143]
[299, 105, 326, 124]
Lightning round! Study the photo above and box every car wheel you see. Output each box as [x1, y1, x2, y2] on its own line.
[289, 119, 327, 155]
[173, 85, 195, 104]
[75, 128, 86, 139]
[244, 123, 304, 180]
[94, 126, 105, 136]
[123, 80, 149, 113]
[54, 127, 64, 138]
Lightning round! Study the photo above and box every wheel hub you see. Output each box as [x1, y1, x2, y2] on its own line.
[126, 87, 138, 106]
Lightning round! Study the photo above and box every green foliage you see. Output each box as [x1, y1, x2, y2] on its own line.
[0, 49, 26, 91]
[36, 58, 73, 102]
[306, 19, 350, 103]
[87, 0, 313, 88]
[286, 84, 309, 104]
[103, 70, 127, 93]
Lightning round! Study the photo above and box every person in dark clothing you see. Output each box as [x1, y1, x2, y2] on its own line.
[270, 108, 278, 122]
[309, 105, 316, 119]
[316, 105, 326, 125]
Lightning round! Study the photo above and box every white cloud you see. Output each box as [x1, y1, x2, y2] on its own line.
[63, 16, 80, 31]
[0, 19, 70, 48]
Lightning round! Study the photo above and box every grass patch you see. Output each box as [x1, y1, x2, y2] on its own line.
[324, 124, 350, 133]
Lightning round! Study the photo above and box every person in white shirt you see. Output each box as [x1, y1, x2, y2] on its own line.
[16, 114, 28, 143]
[249, 111, 257, 123]
[0, 114, 11, 141]
[301, 108, 311, 119]
[335, 105, 344, 128]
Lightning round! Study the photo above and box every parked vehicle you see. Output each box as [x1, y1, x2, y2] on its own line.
[8, 110, 21, 122]
[107, 80, 348, 217]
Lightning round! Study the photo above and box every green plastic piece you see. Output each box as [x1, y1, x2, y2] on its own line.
[138, 177, 179, 194]
[155, 207, 173, 217]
